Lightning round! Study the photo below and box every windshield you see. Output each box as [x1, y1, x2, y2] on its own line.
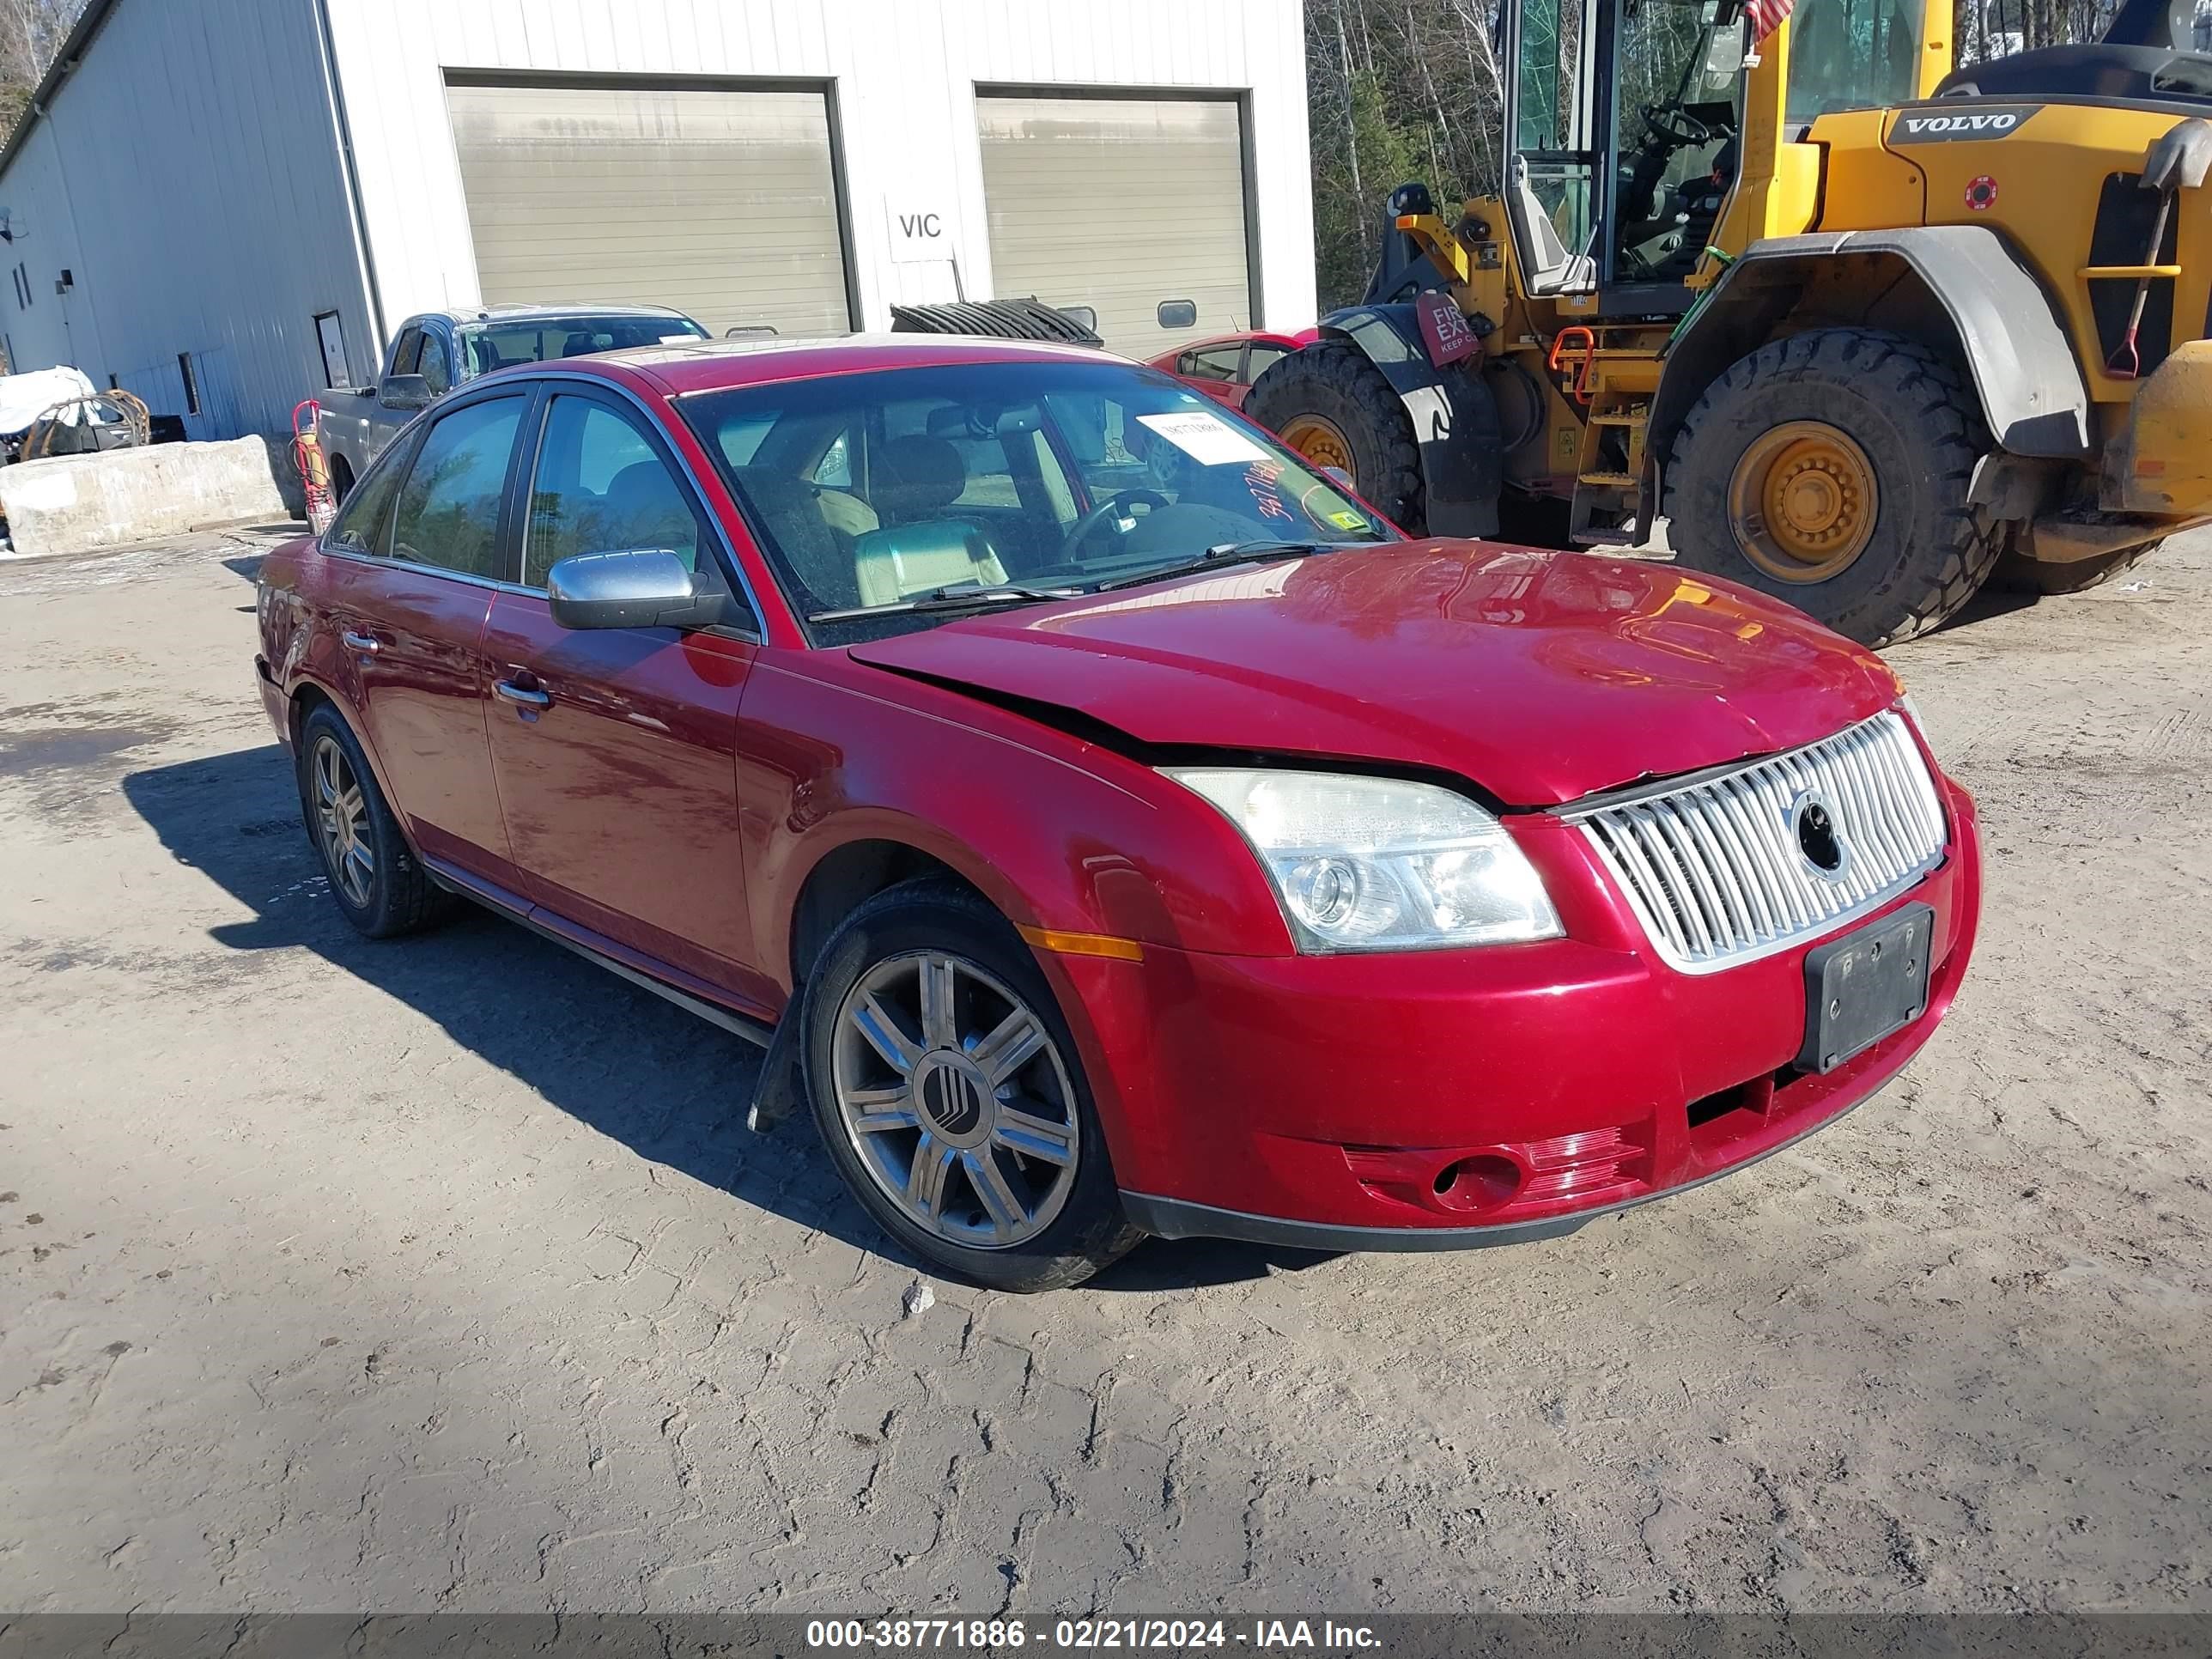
[458, 314, 708, 377]
[677, 360, 1395, 640]
[1786, 0, 1926, 125]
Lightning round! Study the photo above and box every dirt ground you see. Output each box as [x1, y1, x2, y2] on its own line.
[0, 525, 2207, 1615]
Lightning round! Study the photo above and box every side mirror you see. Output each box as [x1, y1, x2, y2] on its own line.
[546, 549, 735, 632]
[378, 374, 434, 412]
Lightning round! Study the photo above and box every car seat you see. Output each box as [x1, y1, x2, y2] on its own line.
[733, 465, 864, 612]
[850, 434, 1006, 605]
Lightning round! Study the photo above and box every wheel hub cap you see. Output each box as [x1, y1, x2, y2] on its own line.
[911, 1048, 994, 1148]
[830, 951, 1081, 1250]
[1727, 421, 1879, 582]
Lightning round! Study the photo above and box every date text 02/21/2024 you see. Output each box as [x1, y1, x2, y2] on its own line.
[805, 1620, 1382, 1650]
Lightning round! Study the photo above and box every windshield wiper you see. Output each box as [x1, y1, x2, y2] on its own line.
[1094, 538, 1362, 592]
[807, 583, 1082, 623]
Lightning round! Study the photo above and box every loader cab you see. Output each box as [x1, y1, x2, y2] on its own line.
[1504, 0, 1750, 312]
[1502, 0, 1931, 312]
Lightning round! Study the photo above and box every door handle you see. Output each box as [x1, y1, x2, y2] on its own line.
[495, 678, 551, 708]
[341, 629, 380, 653]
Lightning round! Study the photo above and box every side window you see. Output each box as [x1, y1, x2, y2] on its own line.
[324, 435, 414, 556]
[1243, 343, 1291, 382]
[417, 332, 453, 396]
[388, 327, 423, 380]
[525, 395, 705, 589]
[1188, 345, 1244, 380]
[386, 396, 525, 580]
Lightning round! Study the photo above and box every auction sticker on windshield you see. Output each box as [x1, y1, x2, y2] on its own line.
[1137, 410, 1270, 466]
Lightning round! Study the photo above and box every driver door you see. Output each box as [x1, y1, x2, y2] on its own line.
[1598, 0, 1746, 303]
[481, 385, 775, 1010]
[1503, 0, 1602, 295]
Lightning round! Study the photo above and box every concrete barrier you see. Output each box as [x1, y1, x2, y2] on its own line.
[0, 437, 303, 558]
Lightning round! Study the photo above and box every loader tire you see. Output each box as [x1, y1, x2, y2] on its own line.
[1247, 340, 1427, 533]
[1991, 541, 2162, 595]
[1664, 329, 2003, 647]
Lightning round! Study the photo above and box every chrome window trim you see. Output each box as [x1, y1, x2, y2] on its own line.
[319, 541, 539, 597]
[1559, 711, 1950, 975]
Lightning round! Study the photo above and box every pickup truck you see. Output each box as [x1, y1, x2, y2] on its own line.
[316, 303, 709, 500]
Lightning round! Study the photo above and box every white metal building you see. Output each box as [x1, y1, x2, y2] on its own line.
[0, 0, 1316, 441]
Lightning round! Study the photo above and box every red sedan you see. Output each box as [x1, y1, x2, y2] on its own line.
[254, 336, 1980, 1291]
[1146, 330, 1317, 410]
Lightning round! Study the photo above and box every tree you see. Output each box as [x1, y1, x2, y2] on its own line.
[0, 0, 90, 146]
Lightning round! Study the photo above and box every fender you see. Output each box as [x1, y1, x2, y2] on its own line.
[1321, 303, 1505, 538]
[1650, 227, 2094, 499]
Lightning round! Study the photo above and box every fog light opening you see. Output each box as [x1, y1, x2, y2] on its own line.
[1431, 1153, 1524, 1212]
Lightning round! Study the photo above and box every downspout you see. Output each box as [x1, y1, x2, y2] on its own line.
[313, 0, 386, 350]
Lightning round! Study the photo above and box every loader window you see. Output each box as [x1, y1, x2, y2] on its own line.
[1786, 0, 1924, 125]
[1510, 0, 1601, 290]
[1609, 0, 1744, 283]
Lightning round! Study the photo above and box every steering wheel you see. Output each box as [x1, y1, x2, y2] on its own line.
[1063, 488, 1170, 554]
[1643, 103, 1715, 148]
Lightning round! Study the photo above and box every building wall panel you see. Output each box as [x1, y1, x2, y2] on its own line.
[0, 0, 370, 440]
[325, 0, 1316, 345]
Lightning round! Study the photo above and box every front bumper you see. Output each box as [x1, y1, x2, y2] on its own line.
[1051, 780, 1982, 1249]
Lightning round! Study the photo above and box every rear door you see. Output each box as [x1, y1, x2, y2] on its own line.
[317, 388, 531, 887]
[481, 384, 774, 1010]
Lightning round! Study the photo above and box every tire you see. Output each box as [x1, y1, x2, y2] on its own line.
[799, 880, 1143, 1292]
[296, 702, 447, 939]
[328, 455, 355, 507]
[1992, 539, 2162, 595]
[1247, 340, 1427, 533]
[1664, 329, 2004, 647]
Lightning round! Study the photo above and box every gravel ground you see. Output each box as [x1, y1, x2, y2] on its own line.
[0, 526, 2206, 1614]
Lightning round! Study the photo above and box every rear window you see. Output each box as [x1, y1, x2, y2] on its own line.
[459, 314, 708, 376]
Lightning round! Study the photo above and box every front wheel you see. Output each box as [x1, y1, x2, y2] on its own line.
[800, 882, 1141, 1292]
[1664, 329, 2003, 647]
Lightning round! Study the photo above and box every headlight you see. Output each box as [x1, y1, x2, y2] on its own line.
[1164, 769, 1563, 953]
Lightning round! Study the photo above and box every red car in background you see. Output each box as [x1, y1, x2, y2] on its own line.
[1146, 329, 1317, 410]
[254, 336, 1979, 1291]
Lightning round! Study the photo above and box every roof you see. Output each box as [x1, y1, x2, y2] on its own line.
[0, 0, 124, 185]
[591, 331, 1124, 398]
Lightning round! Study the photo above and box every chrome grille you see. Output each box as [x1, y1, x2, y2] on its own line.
[1566, 712, 1947, 973]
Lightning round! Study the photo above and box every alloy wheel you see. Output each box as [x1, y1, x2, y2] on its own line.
[310, 734, 375, 908]
[830, 951, 1080, 1250]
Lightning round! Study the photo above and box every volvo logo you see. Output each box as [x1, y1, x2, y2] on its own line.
[1790, 790, 1850, 880]
[1889, 104, 2041, 144]
[915, 1054, 988, 1141]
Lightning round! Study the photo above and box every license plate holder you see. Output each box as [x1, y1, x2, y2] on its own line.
[1798, 903, 1935, 1074]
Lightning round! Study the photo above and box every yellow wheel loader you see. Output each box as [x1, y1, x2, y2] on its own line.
[1249, 0, 2212, 645]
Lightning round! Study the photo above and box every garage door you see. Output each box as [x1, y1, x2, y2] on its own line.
[976, 94, 1253, 356]
[446, 80, 851, 338]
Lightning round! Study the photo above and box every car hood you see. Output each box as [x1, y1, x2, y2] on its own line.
[845, 542, 1905, 806]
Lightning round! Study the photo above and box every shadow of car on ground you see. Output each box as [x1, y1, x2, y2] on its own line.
[123, 743, 1333, 1295]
